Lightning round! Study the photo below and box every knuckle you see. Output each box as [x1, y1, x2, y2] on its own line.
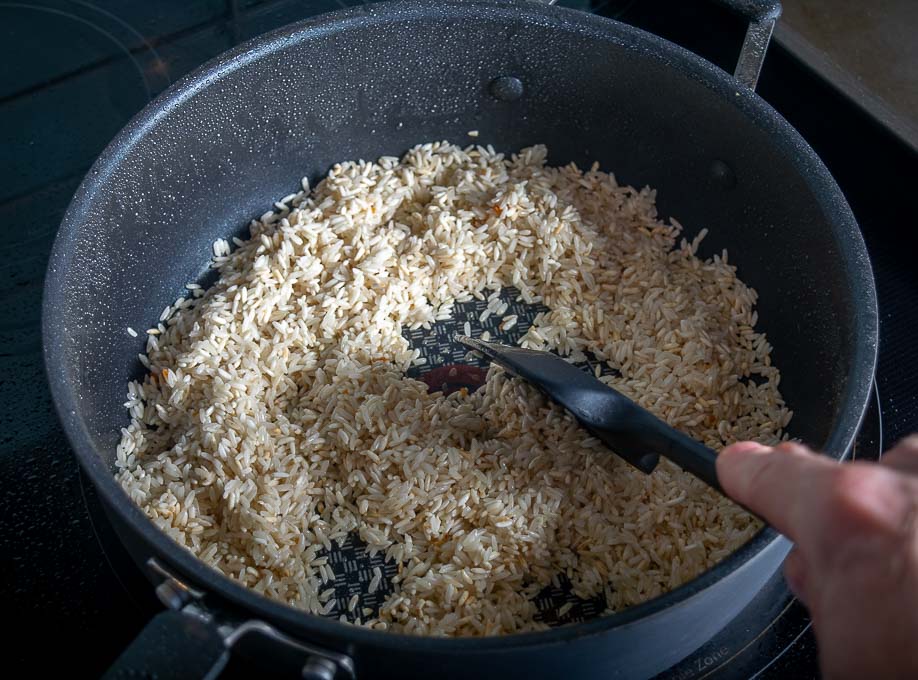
[880, 436, 918, 476]
[826, 465, 876, 510]
[824, 465, 904, 536]
[886, 436, 918, 460]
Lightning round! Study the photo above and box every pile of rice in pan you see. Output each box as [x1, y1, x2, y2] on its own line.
[116, 141, 791, 636]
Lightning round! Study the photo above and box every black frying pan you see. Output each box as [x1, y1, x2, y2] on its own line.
[42, 1, 878, 678]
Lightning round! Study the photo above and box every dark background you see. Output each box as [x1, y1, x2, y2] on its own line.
[2, 0, 915, 676]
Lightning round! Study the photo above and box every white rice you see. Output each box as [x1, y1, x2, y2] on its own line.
[369, 567, 383, 595]
[116, 141, 790, 637]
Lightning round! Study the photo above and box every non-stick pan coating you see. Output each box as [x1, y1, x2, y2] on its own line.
[43, 2, 877, 677]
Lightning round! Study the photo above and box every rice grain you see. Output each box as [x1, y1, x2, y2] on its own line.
[116, 141, 789, 637]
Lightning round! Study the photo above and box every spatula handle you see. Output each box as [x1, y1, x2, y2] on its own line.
[627, 409, 722, 492]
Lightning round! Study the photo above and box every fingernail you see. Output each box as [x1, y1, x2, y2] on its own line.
[723, 441, 771, 455]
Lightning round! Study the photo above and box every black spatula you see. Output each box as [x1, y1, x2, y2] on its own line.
[457, 335, 722, 493]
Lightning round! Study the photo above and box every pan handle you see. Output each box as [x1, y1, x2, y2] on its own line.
[536, 0, 782, 89]
[707, 0, 782, 89]
[538, 0, 783, 89]
[102, 558, 356, 679]
[102, 609, 230, 680]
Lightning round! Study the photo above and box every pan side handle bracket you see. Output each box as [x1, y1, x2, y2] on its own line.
[102, 558, 355, 680]
[530, 0, 780, 90]
[710, 0, 782, 90]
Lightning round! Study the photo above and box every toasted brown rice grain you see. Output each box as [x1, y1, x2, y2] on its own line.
[116, 141, 791, 636]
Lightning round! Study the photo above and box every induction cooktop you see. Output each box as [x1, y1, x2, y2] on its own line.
[2, 1, 916, 677]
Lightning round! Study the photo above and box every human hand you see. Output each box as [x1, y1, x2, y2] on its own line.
[717, 437, 918, 680]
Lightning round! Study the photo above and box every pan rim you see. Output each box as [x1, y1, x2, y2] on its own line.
[42, 0, 878, 652]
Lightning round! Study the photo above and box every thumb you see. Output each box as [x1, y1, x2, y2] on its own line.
[717, 441, 835, 542]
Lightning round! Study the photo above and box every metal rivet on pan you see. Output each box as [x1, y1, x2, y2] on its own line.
[302, 657, 338, 680]
[710, 160, 737, 189]
[489, 76, 524, 102]
[154, 579, 190, 610]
